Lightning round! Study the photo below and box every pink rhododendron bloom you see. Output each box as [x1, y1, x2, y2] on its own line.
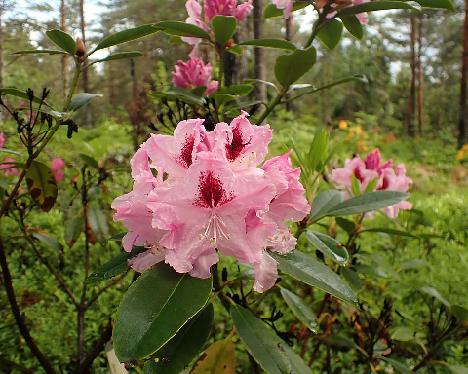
[271, 0, 293, 18]
[323, 0, 369, 25]
[172, 58, 219, 95]
[0, 132, 5, 148]
[50, 157, 65, 183]
[330, 149, 412, 218]
[182, 0, 253, 46]
[112, 112, 310, 292]
[0, 157, 20, 176]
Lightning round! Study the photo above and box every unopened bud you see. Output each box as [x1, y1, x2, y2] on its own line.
[75, 38, 86, 57]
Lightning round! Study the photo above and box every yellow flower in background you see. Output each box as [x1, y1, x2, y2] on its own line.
[455, 144, 468, 161]
[339, 120, 348, 130]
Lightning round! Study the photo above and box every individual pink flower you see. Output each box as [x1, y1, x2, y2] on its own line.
[330, 149, 412, 218]
[50, 157, 65, 183]
[172, 58, 219, 95]
[0, 157, 20, 176]
[112, 113, 310, 292]
[352, 0, 369, 25]
[271, 0, 293, 18]
[0, 132, 5, 148]
[323, 0, 369, 25]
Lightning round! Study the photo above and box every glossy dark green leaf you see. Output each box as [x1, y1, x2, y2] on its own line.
[306, 231, 349, 265]
[93, 51, 143, 64]
[64, 214, 83, 248]
[414, 0, 453, 10]
[264, 2, 310, 18]
[280, 288, 318, 333]
[45, 29, 76, 55]
[271, 251, 357, 305]
[68, 93, 102, 112]
[335, 217, 356, 234]
[113, 263, 212, 361]
[0, 88, 54, 108]
[274, 47, 317, 88]
[155, 21, 210, 39]
[216, 84, 253, 96]
[309, 190, 343, 222]
[25, 161, 58, 212]
[212, 16, 237, 46]
[324, 191, 409, 217]
[95, 24, 159, 51]
[87, 204, 110, 244]
[340, 15, 364, 39]
[143, 304, 214, 374]
[419, 286, 450, 307]
[338, 1, 421, 17]
[191, 336, 236, 374]
[13, 49, 69, 55]
[230, 305, 311, 374]
[240, 39, 296, 50]
[87, 246, 145, 283]
[360, 227, 418, 239]
[317, 19, 343, 50]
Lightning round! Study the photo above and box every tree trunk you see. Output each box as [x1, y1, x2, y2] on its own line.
[416, 15, 424, 136]
[285, 14, 294, 112]
[79, 0, 88, 93]
[458, 0, 468, 147]
[253, 0, 266, 103]
[407, 16, 417, 137]
[60, 0, 68, 94]
[0, 7, 4, 89]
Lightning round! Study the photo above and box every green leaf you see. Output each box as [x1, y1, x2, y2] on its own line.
[275, 47, 317, 89]
[13, 49, 69, 55]
[309, 190, 343, 222]
[0, 88, 54, 108]
[25, 161, 58, 212]
[191, 336, 236, 374]
[93, 51, 143, 64]
[240, 39, 296, 50]
[340, 15, 364, 39]
[144, 304, 214, 374]
[212, 16, 237, 47]
[447, 365, 468, 374]
[45, 29, 76, 55]
[264, 2, 310, 18]
[95, 24, 159, 51]
[379, 356, 412, 374]
[324, 191, 409, 217]
[271, 251, 357, 305]
[307, 129, 329, 172]
[391, 327, 415, 341]
[335, 217, 356, 234]
[337, 1, 421, 17]
[341, 268, 364, 292]
[306, 231, 349, 265]
[79, 154, 99, 168]
[450, 305, 468, 322]
[216, 84, 253, 96]
[113, 263, 212, 361]
[87, 247, 145, 284]
[230, 305, 311, 374]
[68, 93, 102, 112]
[64, 214, 83, 248]
[419, 286, 450, 307]
[87, 204, 110, 244]
[31, 233, 62, 251]
[351, 173, 361, 196]
[226, 44, 243, 56]
[365, 177, 379, 193]
[317, 19, 343, 50]
[152, 87, 205, 105]
[280, 288, 318, 333]
[360, 227, 418, 239]
[155, 21, 210, 39]
[413, 0, 454, 10]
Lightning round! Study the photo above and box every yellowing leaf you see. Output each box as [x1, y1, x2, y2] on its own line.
[191, 337, 236, 374]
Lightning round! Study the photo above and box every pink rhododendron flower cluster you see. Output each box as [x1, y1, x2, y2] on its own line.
[183, 0, 253, 46]
[50, 157, 65, 183]
[112, 112, 310, 292]
[0, 157, 20, 176]
[172, 58, 219, 95]
[330, 149, 412, 218]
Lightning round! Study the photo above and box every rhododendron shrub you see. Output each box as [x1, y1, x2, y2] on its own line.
[112, 113, 309, 292]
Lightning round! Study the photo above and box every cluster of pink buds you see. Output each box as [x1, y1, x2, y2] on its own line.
[172, 58, 219, 95]
[183, 0, 253, 47]
[112, 112, 310, 292]
[330, 149, 412, 218]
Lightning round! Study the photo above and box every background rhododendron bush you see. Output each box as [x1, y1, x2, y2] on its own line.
[0, 0, 467, 373]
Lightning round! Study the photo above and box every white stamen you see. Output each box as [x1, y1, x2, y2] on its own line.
[201, 213, 230, 243]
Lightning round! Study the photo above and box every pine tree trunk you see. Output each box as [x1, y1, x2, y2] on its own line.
[407, 16, 417, 137]
[0, 8, 4, 89]
[60, 0, 68, 94]
[79, 0, 88, 93]
[253, 0, 266, 103]
[458, 0, 468, 147]
[285, 14, 294, 112]
[416, 15, 424, 136]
